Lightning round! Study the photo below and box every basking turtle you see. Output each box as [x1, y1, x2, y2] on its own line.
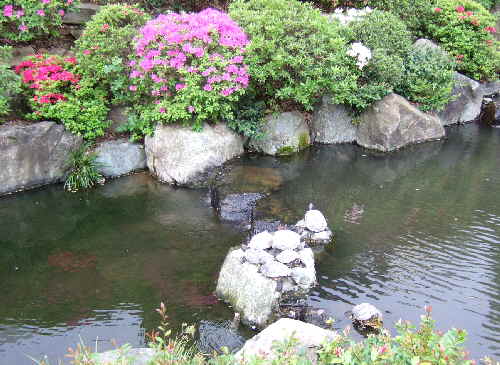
[350, 303, 383, 330]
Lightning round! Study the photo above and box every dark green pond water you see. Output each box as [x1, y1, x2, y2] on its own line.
[1, 124, 499, 364]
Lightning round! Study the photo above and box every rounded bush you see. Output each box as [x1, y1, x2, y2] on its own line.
[347, 10, 413, 59]
[229, 0, 359, 111]
[0, 46, 21, 117]
[128, 8, 250, 131]
[15, 54, 109, 139]
[74, 4, 150, 105]
[396, 44, 456, 112]
[0, 0, 78, 41]
[425, 0, 498, 80]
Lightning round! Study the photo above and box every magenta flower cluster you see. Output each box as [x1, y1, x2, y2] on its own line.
[129, 8, 250, 118]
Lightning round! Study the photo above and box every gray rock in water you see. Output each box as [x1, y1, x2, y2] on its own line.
[357, 93, 444, 152]
[272, 230, 301, 251]
[261, 260, 292, 278]
[351, 303, 383, 329]
[249, 111, 311, 156]
[276, 250, 300, 264]
[145, 123, 243, 185]
[216, 248, 281, 328]
[291, 266, 316, 289]
[216, 192, 264, 224]
[438, 73, 484, 125]
[312, 96, 356, 144]
[94, 348, 156, 365]
[236, 318, 337, 361]
[245, 248, 274, 265]
[248, 230, 274, 250]
[95, 139, 147, 178]
[0, 121, 82, 196]
[304, 209, 328, 232]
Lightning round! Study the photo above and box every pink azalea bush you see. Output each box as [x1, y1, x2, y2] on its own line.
[128, 8, 250, 131]
[0, 0, 78, 41]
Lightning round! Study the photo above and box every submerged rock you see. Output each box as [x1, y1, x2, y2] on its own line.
[0, 121, 82, 196]
[357, 93, 444, 152]
[213, 192, 264, 225]
[197, 320, 246, 354]
[351, 303, 383, 330]
[249, 111, 311, 156]
[145, 123, 243, 186]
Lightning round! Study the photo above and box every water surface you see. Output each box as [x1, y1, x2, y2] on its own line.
[0, 124, 499, 363]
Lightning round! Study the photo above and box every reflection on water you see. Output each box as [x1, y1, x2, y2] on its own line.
[0, 124, 499, 363]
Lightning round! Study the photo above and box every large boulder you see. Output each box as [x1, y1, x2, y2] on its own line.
[216, 227, 317, 328]
[356, 93, 444, 152]
[0, 122, 82, 195]
[311, 96, 356, 144]
[249, 111, 311, 156]
[236, 318, 337, 361]
[145, 123, 244, 185]
[438, 73, 484, 126]
[95, 139, 147, 178]
[216, 248, 281, 328]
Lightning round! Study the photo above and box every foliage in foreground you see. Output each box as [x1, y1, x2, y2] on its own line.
[0, 45, 21, 117]
[64, 143, 103, 192]
[36, 304, 500, 365]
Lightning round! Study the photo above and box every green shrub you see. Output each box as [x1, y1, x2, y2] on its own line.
[396, 44, 456, 112]
[229, 0, 359, 111]
[0, 0, 78, 41]
[347, 10, 413, 59]
[74, 4, 150, 105]
[223, 90, 265, 139]
[424, 0, 498, 81]
[365, 0, 434, 35]
[0, 46, 21, 118]
[344, 10, 412, 111]
[64, 143, 103, 192]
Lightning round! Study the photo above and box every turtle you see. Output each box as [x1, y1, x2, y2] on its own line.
[350, 303, 383, 330]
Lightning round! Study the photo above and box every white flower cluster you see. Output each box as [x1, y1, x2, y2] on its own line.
[328, 7, 373, 26]
[347, 42, 372, 69]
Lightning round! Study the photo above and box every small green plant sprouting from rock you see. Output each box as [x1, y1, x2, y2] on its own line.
[64, 143, 104, 192]
[277, 145, 296, 156]
[298, 133, 310, 150]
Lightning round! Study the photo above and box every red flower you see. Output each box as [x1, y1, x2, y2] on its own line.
[484, 26, 497, 34]
[466, 11, 473, 16]
[455, 5, 465, 12]
[434, 7, 442, 12]
[101, 23, 110, 31]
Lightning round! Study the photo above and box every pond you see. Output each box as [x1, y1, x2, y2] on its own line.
[0, 124, 499, 364]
